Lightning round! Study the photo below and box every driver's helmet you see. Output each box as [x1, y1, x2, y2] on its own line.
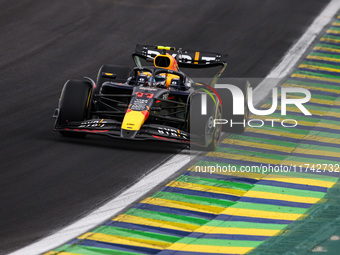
[154, 74, 167, 88]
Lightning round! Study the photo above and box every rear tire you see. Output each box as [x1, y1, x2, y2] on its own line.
[58, 80, 92, 138]
[96, 65, 131, 93]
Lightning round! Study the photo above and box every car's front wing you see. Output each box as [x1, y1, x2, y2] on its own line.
[54, 119, 196, 145]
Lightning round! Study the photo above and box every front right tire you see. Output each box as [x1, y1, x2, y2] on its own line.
[190, 92, 221, 151]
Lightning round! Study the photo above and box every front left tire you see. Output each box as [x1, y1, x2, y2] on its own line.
[58, 79, 92, 138]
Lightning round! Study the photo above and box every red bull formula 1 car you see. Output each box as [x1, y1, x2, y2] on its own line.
[53, 45, 248, 150]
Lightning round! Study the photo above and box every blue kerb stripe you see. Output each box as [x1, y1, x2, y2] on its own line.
[104, 221, 189, 237]
[188, 232, 270, 241]
[325, 32, 340, 38]
[290, 152, 340, 163]
[258, 180, 328, 193]
[304, 57, 340, 66]
[77, 240, 159, 254]
[320, 38, 340, 45]
[323, 115, 340, 121]
[300, 139, 340, 148]
[67, 239, 80, 245]
[238, 197, 313, 209]
[311, 126, 340, 134]
[313, 49, 340, 58]
[299, 67, 340, 77]
[215, 214, 292, 224]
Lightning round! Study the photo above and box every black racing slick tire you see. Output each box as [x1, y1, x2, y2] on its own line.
[58, 80, 92, 138]
[217, 81, 250, 133]
[190, 93, 221, 151]
[96, 65, 131, 93]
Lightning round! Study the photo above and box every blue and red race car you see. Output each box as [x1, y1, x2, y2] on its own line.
[53, 45, 248, 150]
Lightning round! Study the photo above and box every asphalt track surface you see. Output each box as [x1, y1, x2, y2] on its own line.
[0, 0, 330, 254]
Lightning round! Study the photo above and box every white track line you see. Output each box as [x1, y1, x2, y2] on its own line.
[9, 150, 196, 255]
[9, 1, 340, 254]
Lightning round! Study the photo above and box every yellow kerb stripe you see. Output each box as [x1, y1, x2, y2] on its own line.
[320, 37, 340, 44]
[220, 207, 302, 220]
[244, 190, 321, 204]
[167, 180, 247, 196]
[167, 243, 254, 254]
[79, 232, 171, 249]
[263, 174, 335, 188]
[278, 160, 339, 172]
[327, 29, 340, 34]
[197, 225, 281, 236]
[304, 134, 340, 145]
[313, 46, 340, 54]
[307, 54, 340, 63]
[113, 214, 199, 231]
[138, 197, 225, 214]
[291, 73, 340, 84]
[293, 147, 340, 159]
[299, 63, 340, 73]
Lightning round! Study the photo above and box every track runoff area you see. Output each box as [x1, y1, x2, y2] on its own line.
[13, 3, 340, 255]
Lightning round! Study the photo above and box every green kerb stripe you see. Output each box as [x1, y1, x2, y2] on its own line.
[176, 175, 253, 190]
[153, 191, 236, 207]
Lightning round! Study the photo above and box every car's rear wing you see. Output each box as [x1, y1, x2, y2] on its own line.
[132, 45, 228, 87]
[133, 45, 227, 68]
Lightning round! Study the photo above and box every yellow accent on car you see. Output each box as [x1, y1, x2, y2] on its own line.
[156, 46, 175, 51]
[121, 111, 146, 131]
[194, 51, 200, 64]
[166, 73, 180, 87]
[86, 90, 92, 108]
